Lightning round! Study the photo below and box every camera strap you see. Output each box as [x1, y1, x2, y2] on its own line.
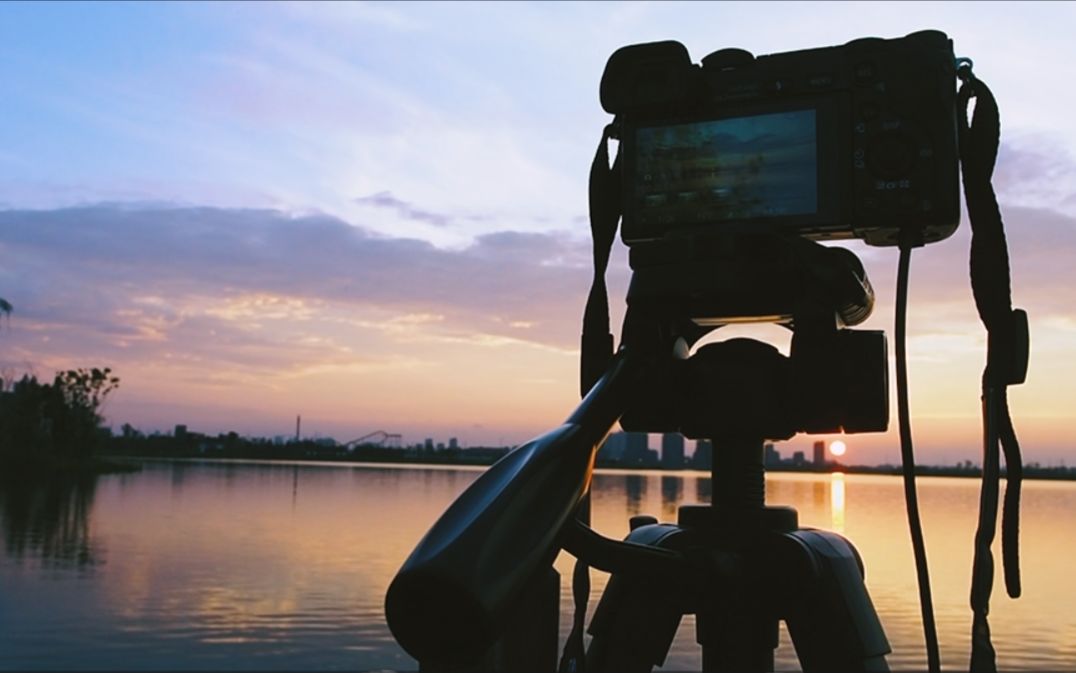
[580, 123, 622, 398]
[957, 62, 1029, 673]
[560, 123, 622, 673]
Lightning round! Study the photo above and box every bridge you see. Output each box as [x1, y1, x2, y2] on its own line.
[344, 430, 402, 449]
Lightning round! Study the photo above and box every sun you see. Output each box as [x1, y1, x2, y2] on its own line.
[830, 440, 847, 457]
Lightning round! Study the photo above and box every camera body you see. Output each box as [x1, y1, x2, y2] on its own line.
[602, 30, 959, 247]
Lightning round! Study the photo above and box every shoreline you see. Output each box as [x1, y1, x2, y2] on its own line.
[0, 456, 142, 478]
[102, 452, 1076, 481]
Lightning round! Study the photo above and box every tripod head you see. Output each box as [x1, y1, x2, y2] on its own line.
[617, 233, 888, 441]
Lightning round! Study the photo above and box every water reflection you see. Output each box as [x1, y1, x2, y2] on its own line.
[624, 474, 647, 515]
[0, 474, 101, 569]
[696, 475, 712, 503]
[660, 476, 682, 519]
[0, 462, 1072, 672]
[812, 478, 826, 507]
[830, 472, 845, 533]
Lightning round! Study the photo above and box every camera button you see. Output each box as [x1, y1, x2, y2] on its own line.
[868, 131, 915, 176]
[772, 78, 795, 94]
[853, 61, 876, 84]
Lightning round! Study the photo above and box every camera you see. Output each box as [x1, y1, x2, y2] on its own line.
[601, 30, 960, 247]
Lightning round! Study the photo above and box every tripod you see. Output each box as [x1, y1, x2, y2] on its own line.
[386, 236, 893, 672]
[582, 434, 890, 672]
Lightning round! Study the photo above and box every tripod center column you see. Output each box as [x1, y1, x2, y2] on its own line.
[712, 436, 765, 510]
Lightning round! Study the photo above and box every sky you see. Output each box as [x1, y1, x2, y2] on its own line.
[2, 1, 1075, 465]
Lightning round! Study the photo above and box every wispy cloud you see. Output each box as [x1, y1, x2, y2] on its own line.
[354, 191, 453, 228]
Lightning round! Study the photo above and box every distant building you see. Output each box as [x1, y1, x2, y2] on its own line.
[174, 424, 188, 440]
[623, 432, 650, 466]
[764, 443, 781, 468]
[645, 449, 660, 467]
[436, 442, 445, 451]
[448, 437, 459, 450]
[598, 432, 627, 463]
[460, 447, 509, 463]
[693, 439, 713, 471]
[662, 433, 685, 469]
[424, 438, 434, 451]
[597, 431, 650, 466]
[813, 440, 826, 466]
[792, 450, 806, 466]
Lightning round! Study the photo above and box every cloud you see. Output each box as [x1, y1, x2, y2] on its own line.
[0, 204, 601, 374]
[354, 191, 452, 228]
[1, 199, 1070, 453]
[993, 136, 1076, 214]
[1, 198, 1070, 368]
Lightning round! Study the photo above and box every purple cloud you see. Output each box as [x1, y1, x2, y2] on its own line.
[354, 191, 453, 228]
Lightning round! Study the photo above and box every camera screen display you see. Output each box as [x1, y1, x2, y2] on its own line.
[634, 109, 818, 227]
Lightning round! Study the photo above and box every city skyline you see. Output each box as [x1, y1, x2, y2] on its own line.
[3, 3, 1076, 466]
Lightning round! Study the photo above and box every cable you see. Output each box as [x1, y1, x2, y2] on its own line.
[895, 242, 941, 673]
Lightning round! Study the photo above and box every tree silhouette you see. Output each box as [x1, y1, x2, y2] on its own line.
[0, 368, 120, 463]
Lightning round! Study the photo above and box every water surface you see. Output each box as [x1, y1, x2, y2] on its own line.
[1, 460, 1073, 670]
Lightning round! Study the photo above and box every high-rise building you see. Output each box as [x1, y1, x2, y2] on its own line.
[693, 438, 713, 471]
[597, 431, 653, 466]
[813, 440, 826, 466]
[792, 450, 806, 466]
[424, 438, 434, 452]
[448, 437, 459, 450]
[598, 432, 627, 463]
[623, 432, 650, 466]
[764, 443, 781, 468]
[662, 432, 685, 469]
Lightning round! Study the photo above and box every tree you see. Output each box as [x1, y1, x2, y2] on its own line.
[51, 368, 120, 458]
[0, 367, 120, 462]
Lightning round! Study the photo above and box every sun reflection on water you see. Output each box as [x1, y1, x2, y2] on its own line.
[830, 471, 846, 534]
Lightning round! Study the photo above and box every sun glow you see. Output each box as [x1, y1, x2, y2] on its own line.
[830, 440, 847, 457]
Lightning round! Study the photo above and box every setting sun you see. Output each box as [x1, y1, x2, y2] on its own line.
[830, 440, 847, 457]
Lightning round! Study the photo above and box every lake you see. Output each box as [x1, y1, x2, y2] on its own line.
[1, 459, 1073, 671]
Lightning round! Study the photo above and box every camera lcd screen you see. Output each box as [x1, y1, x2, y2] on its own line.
[634, 109, 818, 227]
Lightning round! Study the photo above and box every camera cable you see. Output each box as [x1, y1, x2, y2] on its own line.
[895, 237, 942, 673]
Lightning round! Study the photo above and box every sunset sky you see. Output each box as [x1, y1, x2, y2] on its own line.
[2, 1, 1075, 465]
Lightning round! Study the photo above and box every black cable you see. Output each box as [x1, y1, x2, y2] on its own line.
[559, 492, 591, 673]
[895, 242, 941, 673]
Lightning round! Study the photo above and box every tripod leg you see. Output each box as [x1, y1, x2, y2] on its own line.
[585, 524, 689, 673]
[696, 602, 779, 672]
[780, 530, 890, 672]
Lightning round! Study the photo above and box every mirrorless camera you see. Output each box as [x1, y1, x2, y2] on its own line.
[602, 30, 959, 247]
